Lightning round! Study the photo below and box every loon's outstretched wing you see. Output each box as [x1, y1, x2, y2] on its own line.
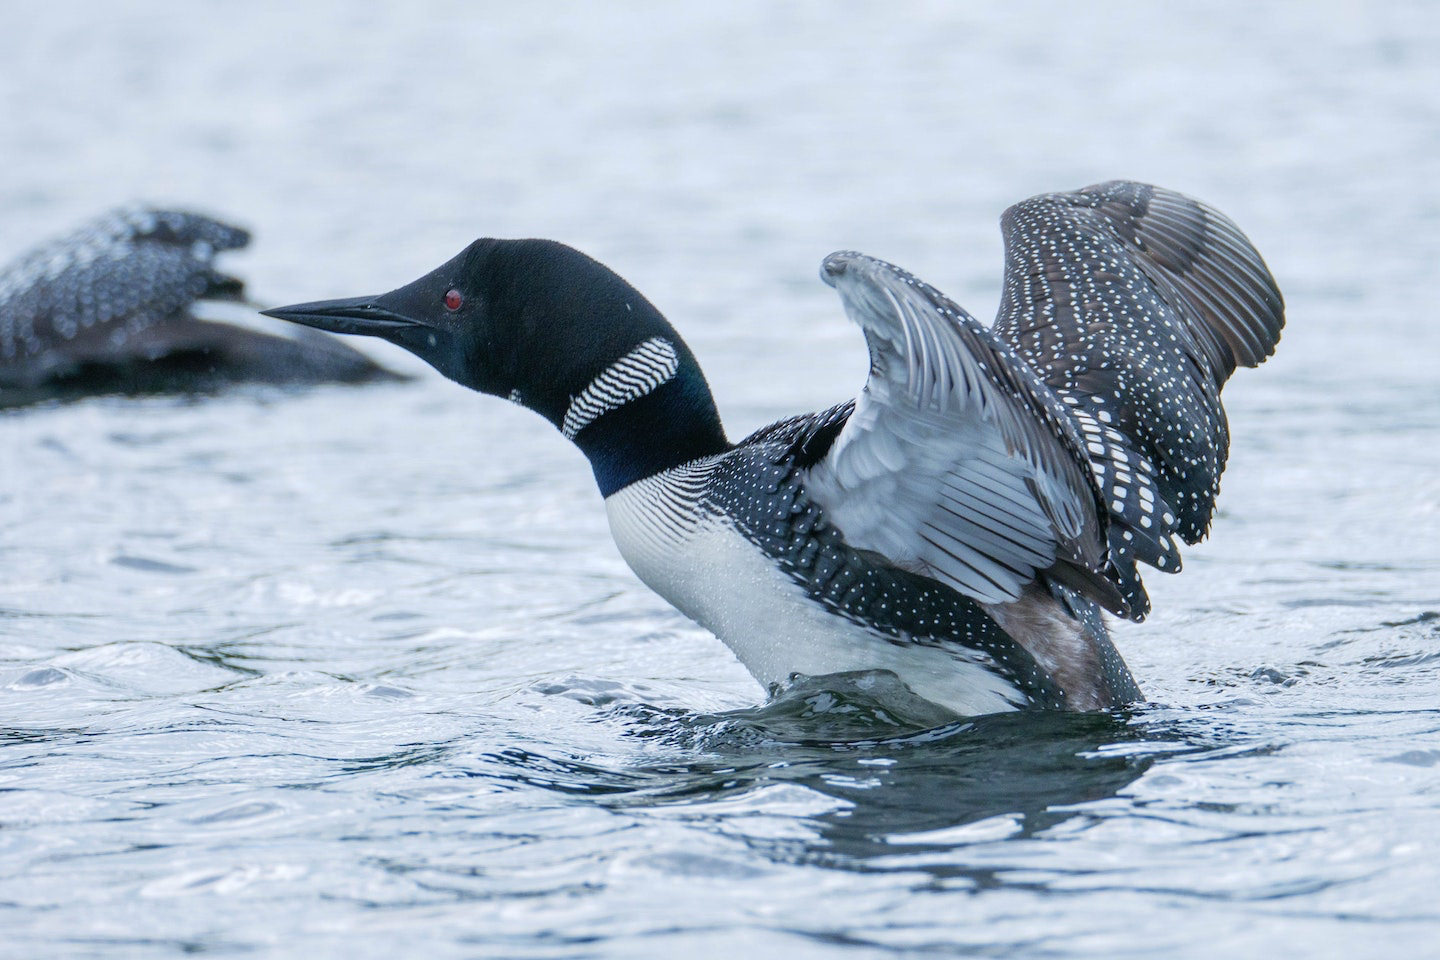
[806, 251, 1130, 618]
[992, 181, 1284, 616]
[0, 207, 250, 383]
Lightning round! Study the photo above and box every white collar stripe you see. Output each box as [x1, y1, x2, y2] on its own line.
[562, 337, 680, 439]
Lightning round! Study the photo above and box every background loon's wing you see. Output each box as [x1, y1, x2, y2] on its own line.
[806, 252, 1130, 618]
[0, 207, 249, 383]
[992, 181, 1284, 616]
[0, 206, 400, 405]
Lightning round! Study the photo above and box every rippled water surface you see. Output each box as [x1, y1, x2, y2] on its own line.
[3, 2, 1440, 957]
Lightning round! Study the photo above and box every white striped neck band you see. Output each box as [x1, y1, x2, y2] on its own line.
[561, 337, 680, 440]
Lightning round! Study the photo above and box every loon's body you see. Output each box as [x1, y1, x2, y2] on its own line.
[267, 181, 1284, 716]
[603, 435, 1101, 714]
[0, 206, 398, 408]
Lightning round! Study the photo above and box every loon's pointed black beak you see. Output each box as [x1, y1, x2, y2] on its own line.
[263, 288, 470, 385]
[261, 296, 423, 338]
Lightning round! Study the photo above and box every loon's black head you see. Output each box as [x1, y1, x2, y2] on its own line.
[264, 238, 729, 494]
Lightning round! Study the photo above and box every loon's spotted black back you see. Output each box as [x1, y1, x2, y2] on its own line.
[266, 181, 1284, 716]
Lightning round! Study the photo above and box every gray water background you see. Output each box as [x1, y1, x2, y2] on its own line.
[2, 2, 1439, 956]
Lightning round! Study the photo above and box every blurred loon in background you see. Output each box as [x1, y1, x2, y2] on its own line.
[267, 181, 1284, 716]
[0, 206, 400, 408]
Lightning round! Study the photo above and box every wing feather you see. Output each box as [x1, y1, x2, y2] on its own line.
[992, 180, 1283, 618]
[800, 183, 1280, 625]
[807, 251, 1127, 616]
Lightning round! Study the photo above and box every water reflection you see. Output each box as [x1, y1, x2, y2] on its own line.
[489, 672, 1187, 877]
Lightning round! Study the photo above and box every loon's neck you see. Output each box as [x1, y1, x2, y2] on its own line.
[483, 250, 729, 496]
[569, 357, 730, 496]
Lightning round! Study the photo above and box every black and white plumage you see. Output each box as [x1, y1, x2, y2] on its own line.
[992, 182, 1284, 617]
[0, 206, 399, 407]
[265, 181, 1283, 716]
[560, 337, 680, 440]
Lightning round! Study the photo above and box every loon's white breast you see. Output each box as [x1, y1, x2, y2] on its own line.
[603, 463, 1028, 717]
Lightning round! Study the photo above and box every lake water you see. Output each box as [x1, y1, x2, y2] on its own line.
[3, 2, 1439, 957]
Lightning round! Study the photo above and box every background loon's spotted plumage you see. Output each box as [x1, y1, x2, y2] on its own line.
[266, 180, 1284, 714]
[0, 206, 400, 406]
[0, 206, 249, 367]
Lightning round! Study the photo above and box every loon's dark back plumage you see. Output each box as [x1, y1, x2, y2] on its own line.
[0, 206, 399, 406]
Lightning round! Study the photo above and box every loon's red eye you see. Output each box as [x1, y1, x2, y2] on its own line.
[444, 289, 463, 311]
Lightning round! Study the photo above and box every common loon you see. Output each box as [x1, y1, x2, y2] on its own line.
[266, 181, 1284, 716]
[0, 206, 400, 408]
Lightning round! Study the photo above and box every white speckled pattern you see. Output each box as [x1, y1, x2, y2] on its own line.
[0, 207, 248, 374]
